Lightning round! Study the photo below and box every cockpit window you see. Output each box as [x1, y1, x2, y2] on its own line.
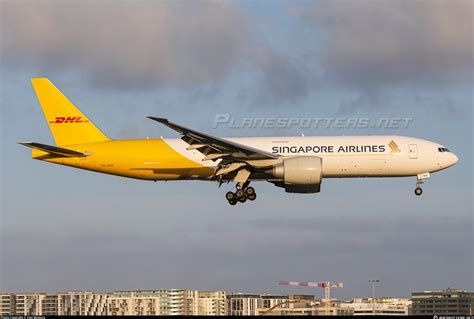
[438, 147, 450, 152]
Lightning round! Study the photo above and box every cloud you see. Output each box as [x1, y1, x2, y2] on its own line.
[1, 0, 308, 103]
[299, 0, 473, 93]
[2, 0, 471, 108]
[255, 49, 309, 103]
[1, 1, 245, 88]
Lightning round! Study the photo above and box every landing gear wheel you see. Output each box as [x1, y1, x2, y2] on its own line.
[236, 189, 247, 203]
[247, 193, 256, 201]
[414, 187, 423, 196]
[225, 185, 257, 204]
[226, 191, 237, 205]
[245, 187, 255, 196]
[226, 191, 235, 201]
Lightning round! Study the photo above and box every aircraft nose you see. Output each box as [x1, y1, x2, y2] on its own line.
[449, 152, 459, 167]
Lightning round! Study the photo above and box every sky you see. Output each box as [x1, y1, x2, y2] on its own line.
[0, 0, 472, 299]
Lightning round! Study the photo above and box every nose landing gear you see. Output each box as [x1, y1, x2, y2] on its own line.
[414, 173, 430, 196]
[226, 185, 257, 205]
[414, 187, 423, 196]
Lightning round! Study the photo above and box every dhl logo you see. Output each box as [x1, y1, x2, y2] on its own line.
[388, 140, 400, 153]
[49, 116, 89, 124]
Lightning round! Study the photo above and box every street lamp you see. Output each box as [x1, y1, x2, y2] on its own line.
[368, 279, 380, 315]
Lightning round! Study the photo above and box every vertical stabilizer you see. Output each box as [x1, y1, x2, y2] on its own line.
[31, 78, 109, 146]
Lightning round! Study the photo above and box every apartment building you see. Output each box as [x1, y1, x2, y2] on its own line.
[2, 290, 227, 316]
[0, 293, 43, 315]
[187, 290, 227, 315]
[59, 291, 108, 315]
[312, 300, 354, 316]
[227, 293, 289, 316]
[258, 297, 409, 316]
[339, 298, 411, 316]
[108, 290, 226, 316]
[9, 290, 459, 316]
[0, 292, 108, 316]
[411, 288, 473, 315]
[0, 294, 14, 315]
[257, 297, 353, 316]
[108, 291, 160, 315]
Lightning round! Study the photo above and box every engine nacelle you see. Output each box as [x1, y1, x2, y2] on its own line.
[269, 156, 322, 193]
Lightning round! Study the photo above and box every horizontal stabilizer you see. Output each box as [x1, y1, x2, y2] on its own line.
[18, 142, 89, 157]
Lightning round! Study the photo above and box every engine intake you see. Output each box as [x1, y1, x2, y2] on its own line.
[269, 156, 322, 193]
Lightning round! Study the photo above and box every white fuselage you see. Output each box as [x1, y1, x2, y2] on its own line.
[165, 135, 458, 178]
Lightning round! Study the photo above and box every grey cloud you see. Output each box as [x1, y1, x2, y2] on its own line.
[299, 0, 473, 92]
[1, 0, 308, 104]
[2, 1, 247, 88]
[7, 0, 468, 109]
[255, 49, 310, 103]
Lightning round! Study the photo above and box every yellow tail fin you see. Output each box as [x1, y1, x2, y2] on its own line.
[31, 78, 110, 146]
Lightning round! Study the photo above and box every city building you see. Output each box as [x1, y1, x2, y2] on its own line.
[258, 306, 314, 316]
[339, 298, 411, 316]
[411, 288, 473, 315]
[157, 289, 187, 315]
[6, 289, 472, 316]
[107, 291, 161, 315]
[227, 293, 288, 316]
[1, 290, 226, 316]
[257, 296, 409, 316]
[108, 290, 226, 316]
[0, 292, 108, 316]
[288, 295, 314, 302]
[63, 292, 109, 315]
[258, 298, 354, 316]
[0, 294, 14, 315]
[0, 293, 43, 315]
[312, 300, 354, 316]
[187, 290, 227, 316]
[41, 294, 60, 316]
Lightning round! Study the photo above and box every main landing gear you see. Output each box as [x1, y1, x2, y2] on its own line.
[414, 173, 430, 196]
[226, 185, 257, 205]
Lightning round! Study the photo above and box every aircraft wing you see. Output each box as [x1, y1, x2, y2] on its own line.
[147, 117, 278, 161]
[147, 116, 279, 185]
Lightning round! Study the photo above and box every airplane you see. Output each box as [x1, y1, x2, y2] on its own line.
[20, 78, 459, 205]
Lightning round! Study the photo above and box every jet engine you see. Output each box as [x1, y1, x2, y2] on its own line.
[267, 156, 322, 193]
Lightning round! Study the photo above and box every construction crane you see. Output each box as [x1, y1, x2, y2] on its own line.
[279, 280, 344, 300]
